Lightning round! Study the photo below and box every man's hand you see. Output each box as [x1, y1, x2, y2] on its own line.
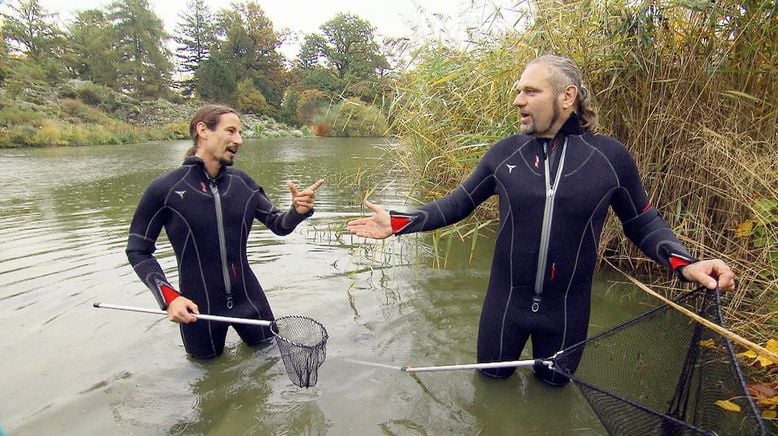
[346, 200, 393, 239]
[166, 296, 199, 323]
[680, 259, 736, 291]
[289, 179, 324, 214]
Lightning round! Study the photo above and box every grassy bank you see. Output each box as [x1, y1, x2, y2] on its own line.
[0, 80, 309, 147]
[388, 0, 777, 411]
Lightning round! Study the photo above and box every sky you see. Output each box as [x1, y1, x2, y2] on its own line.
[31, 0, 523, 59]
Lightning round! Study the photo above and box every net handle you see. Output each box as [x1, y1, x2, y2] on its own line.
[403, 359, 551, 373]
[93, 302, 272, 327]
[345, 358, 552, 373]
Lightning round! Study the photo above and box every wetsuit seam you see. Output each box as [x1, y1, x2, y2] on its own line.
[240, 214, 263, 322]
[561, 147, 595, 177]
[561, 190, 613, 351]
[613, 186, 641, 219]
[142, 208, 169, 239]
[162, 201, 217, 354]
[491, 176, 513, 360]
[635, 228, 666, 250]
[433, 201, 449, 226]
[461, 174, 496, 208]
[586, 140, 623, 189]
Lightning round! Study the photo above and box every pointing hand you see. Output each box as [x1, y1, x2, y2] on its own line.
[289, 179, 324, 214]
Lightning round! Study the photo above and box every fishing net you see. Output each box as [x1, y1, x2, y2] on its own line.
[550, 288, 767, 435]
[272, 315, 328, 388]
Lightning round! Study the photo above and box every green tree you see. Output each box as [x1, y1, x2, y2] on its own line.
[1, 0, 62, 60]
[194, 54, 235, 103]
[234, 78, 270, 114]
[174, 0, 216, 96]
[67, 10, 118, 88]
[1, 0, 66, 81]
[108, 0, 173, 99]
[298, 13, 389, 82]
[213, 1, 285, 111]
[0, 33, 8, 85]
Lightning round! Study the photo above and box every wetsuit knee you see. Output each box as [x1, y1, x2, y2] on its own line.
[532, 362, 570, 386]
[187, 348, 224, 360]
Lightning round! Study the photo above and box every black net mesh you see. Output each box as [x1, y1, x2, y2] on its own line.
[551, 288, 766, 435]
[271, 315, 328, 388]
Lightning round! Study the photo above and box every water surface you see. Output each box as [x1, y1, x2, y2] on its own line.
[0, 137, 655, 435]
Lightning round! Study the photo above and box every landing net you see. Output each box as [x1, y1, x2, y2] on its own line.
[551, 288, 767, 435]
[272, 315, 328, 388]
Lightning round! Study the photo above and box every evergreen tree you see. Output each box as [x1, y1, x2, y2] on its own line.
[174, 0, 216, 96]
[108, 0, 173, 99]
[194, 54, 235, 104]
[1, 0, 66, 81]
[1, 0, 62, 60]
[67, 10, 118, 88]
[0, 36, 8, 85]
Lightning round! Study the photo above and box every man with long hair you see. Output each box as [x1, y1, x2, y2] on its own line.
[346, 55, 735, 385]
[127, 104, 323, 358]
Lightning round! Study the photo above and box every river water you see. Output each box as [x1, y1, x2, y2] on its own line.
[0, 137, 655, 435]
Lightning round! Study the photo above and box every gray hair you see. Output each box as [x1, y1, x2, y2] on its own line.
[528, 54, 598, 132]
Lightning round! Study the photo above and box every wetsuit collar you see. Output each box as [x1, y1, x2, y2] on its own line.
[183, 156, 227, 180]
[556, 112, 585, 138]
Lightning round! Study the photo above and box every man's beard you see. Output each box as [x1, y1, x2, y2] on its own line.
[520, 100, 562, 137]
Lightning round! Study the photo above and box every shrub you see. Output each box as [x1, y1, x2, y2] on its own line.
[312, 98, 388, 137]
[296, 89, 328, 126]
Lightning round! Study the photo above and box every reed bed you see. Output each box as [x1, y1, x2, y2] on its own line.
[388, 0, 777, 399]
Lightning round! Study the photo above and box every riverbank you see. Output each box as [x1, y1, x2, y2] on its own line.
[0, 80, 309, 148]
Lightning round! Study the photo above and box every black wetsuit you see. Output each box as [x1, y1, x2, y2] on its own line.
[126, 156, 312, 358]
[390, 114, 695, 384]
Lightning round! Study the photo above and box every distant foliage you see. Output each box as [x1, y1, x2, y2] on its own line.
[313, 98, 388, 137]
[296, 89, 328, 126]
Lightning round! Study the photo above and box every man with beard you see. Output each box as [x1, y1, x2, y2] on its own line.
[346, 55, 735, 385]
[126, 104, 323, 358]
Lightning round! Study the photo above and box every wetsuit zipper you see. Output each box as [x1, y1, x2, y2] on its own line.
[209, 179, 233, 309]
[532, 138, 567, 312]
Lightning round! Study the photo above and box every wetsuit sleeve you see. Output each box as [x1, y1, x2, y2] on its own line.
[126, 181, 181, 309]
[608, 143, 698, 280]
[251, 182, 312, 236]
[391, 148, 496, 235]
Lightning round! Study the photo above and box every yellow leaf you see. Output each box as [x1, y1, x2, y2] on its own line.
[764, 396, 778, 407]
[766, 339, 778, 353]
[715, 400, 741, 412]
[735, 220, 754, 237]
[763, 410, 776, 419]
[738, 350, 757, 359]
[699, 339, 716, 348]
[756, 354, 777, 368]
